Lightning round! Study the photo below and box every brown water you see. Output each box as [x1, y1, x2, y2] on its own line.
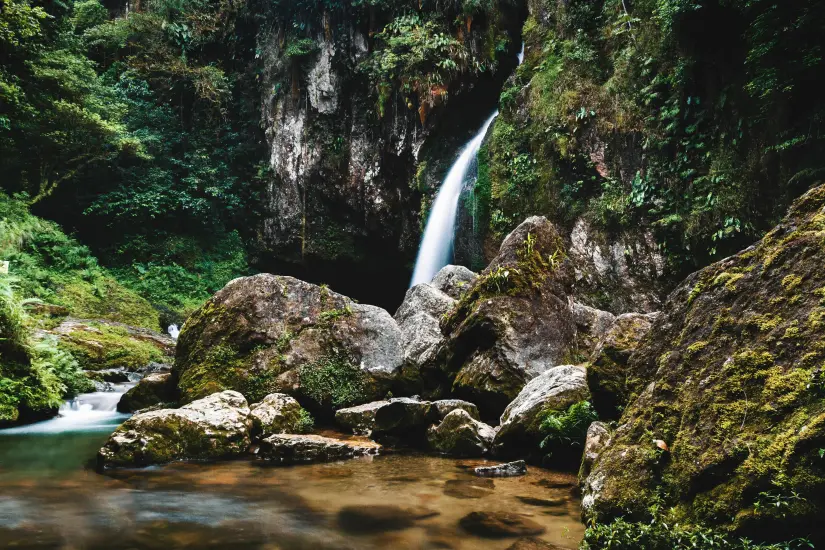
[0, 430, 584, 549]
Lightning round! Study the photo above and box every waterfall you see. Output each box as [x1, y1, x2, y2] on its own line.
[410, 112, 498, 287]
[409, 43, 525, 287]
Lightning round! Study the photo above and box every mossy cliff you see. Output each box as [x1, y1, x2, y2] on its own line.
[582, 184, 825, 545]
[173, 274, 403, 415]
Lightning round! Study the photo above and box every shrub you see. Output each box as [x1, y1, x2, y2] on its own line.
[539, 400, 598, 463]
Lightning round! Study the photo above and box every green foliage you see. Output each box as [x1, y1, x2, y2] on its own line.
[582, 515, 813, 550]
[294, 408, 314, 434]
[0, 277, 92, 424]
[539, 400, 598, 460]
[298, 353, 368, 410]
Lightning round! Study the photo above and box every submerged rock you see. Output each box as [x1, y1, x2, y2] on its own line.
[337, 505, 438, 533]
[99, 391, 251, 468]
[431, 265, 478, 300]
[586, 312, 658, 419]
[492, 366, 589, 455]
[427, 409, 495, 457]
[443, 478, 495, 499]
[249, 393, 310, 436]
[173, 274, 404, 413]
[506, 538, 572, 550]
[582, 185, 825, 543]
[459, 511, 545, 538]
[439, 217, 578, 419]
[116, 372, 177, 413]
[474, 460, 527, 478]
[257, 433, 381, 464]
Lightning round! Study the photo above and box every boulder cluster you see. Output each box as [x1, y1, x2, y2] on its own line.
[100, 188, 825, 545]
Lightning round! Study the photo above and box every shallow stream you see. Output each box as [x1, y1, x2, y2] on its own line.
[0, 392, 585, 550]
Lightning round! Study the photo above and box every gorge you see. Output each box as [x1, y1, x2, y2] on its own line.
[2, 0, 825, 548]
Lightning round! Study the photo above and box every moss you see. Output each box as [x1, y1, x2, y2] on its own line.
[298, 353, 369, 410]
[713, 272, 745, 292]
[57, 322, 166, 371]
[781, 274, 804, 293]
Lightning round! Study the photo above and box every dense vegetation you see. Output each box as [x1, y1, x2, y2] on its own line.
[477, 0, 824, 275]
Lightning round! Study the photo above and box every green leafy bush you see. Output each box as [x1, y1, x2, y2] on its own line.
[539, 400, 598, 463]
[298, 353, 368, 410]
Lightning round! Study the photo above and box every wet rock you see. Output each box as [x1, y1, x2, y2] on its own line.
[431, 399, 480, 420]
[493, 366, 589, 455]
[431, 265, 478, 300]
[249, 393, 310, 436]
[506, 538, 572, 550]
[586, 312, 659, 419]
[86, 368, 131, 383]
[334, 400, 388, 435]
[427, 409, 495, 457]
[459, 511, 545, 538]
[174, 274, 404, 413]
[116, 373, 177, 413]
[337, 505, 438, 533]
[439, 217, 578, 419]
[257, 433, 381, 464]
[515, 496, 568, 507]
[372, 397, 433, 435]
[579, 421, 611, 484]
[99, 391, 252, 468]
[443, 478, 495, 499]
[474, 460, 527, 478]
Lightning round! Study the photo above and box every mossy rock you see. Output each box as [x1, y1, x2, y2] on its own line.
[173, 275, 403, 416]
[117, 373, 178, 413]
[51, 318, 173, 371]
[582, 185, 825, 545]
[436, 217, 577, 420]
[55, 277, 160, 330]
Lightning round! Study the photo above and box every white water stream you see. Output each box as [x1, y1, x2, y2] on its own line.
[409, 44, 525, 287]
[0, 386, 131, 435]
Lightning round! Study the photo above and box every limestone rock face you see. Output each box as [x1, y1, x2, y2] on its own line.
[493, 366, 590, 456]
[257, 433, 381, 464]
[116, 373, 177, 413]
[427, 409, 495, 457]
[439, 217, 578, 419]
[582, 185, 825, 543]
[586, 312, 659, 419]
[174, 274, 404, 413]
[98, 391, 252, 468]
[249, 393, 309, 436]
[431, 265, 478, 300]
[569, 300, 616, 357]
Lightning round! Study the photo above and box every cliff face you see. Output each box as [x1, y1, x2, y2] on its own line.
[255, 3, 524, 309]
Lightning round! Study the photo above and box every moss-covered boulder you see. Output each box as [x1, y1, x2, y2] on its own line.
[586, 312, 659, 420]
[427, 409, 495, 457]
[492, 365, 590, 457]
[438, 217, 577, 419]
[116, 373, 177, 413]
[582, 185, 825, 544]
[173, 274, 404, 415]
[50, 318, 173, 371]
[249, 393, 312, 436]
[98, 391, 252, 468]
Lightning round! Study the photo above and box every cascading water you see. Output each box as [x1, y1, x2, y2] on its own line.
[410, 112, 499, 287]
[0, 386, 131, 434]
[410, 44, 525, 287]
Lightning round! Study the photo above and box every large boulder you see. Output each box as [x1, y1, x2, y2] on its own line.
[173, 275, 404, 414]
[335, 398, 480, 436]
[394, 283, 454, 390]
[98, 391, 252, 468]
[586, 312, 658, 419]
[582, 185, 825, 544]
[431, 265, 478, 299]
[249, 393, 311, 436]
[492, 366, 590, 456]
[439, 217, 578, 419]
[116, 373, 177, 413]
[257, 433, 381, 464]
[569, 300, 616, 358]
[427, 409, 495, 457]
